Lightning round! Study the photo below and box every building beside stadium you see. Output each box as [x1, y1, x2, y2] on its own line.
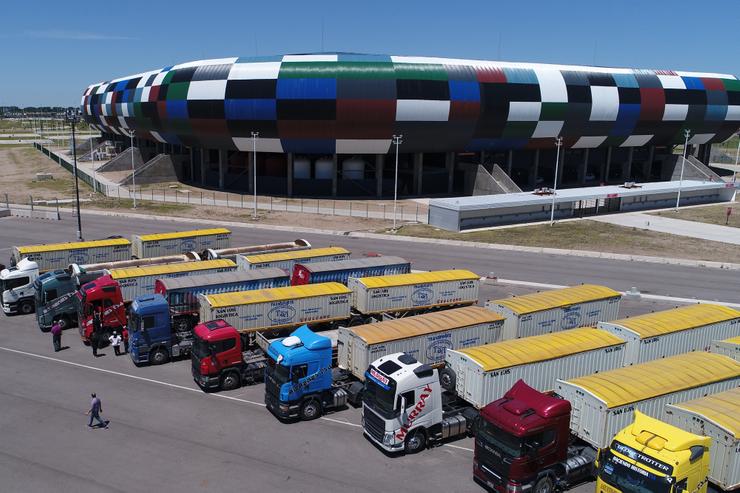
[82, 53, 740, 198]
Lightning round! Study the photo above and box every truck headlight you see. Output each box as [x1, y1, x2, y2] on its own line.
[383, 432, 394, 446]
[279, 404, 290, 413]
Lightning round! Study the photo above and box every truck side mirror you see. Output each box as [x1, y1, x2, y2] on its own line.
[398, 395, 407, 419]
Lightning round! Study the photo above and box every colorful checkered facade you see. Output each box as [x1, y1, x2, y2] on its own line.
[81, 54, 740, 154]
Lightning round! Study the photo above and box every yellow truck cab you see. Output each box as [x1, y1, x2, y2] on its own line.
[597, 411, 711, 493]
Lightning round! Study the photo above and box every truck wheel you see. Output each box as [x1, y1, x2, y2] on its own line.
[58, 316, 70, 330]
[534, 476, 554, 493]
[19, 300, 34, 315]
[439, 368, 456, 391]
[404, 429, 427, 454]
[300, 399, 322, 421]
[150, 348, 169, 365]
[220, 372, 240, 391]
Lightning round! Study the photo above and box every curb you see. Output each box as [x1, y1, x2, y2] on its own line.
[10, 204, 740, 271]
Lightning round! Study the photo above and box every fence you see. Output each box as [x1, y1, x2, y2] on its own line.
[31, 143, 428, 223]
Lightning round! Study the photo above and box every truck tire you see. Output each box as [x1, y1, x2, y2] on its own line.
[404, 429, 427, 454]
[150, 348, 169, 365]
[57, 316, 70, 330]
[220, 372, 240, 391]
[300, 399, 322, 421]
[534, 476, 554, 493]
[19, 300, 35, 315]
[439, 367, 456, 391]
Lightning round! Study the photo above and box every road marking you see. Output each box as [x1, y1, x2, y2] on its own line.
[0, 346, 473, 453]
[494, 278, 740, 308]
[444, 444, 474, 452]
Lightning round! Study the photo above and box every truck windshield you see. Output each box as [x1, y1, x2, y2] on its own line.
[192, 335, 211, 359]
[128, 312, 140, 333]
[364, 379, 397, 419]
[1, 276, 30, 292]
[477, 419, 524, 457]
[599, 451, 673, 493]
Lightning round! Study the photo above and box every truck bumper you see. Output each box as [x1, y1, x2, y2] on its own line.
[473, 465, 531, 493]
[192, 367, 220, 390]
[2, 302, 18, 314]
[130, 347, 148, 365]
[265, 393, 300, 419]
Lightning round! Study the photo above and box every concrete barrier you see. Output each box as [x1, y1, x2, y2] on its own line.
[0, 209, 10, 218]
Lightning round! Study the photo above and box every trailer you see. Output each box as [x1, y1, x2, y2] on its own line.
[348, 269, 479, 316]
[444, 327, 627, 409]
[485, 284, 621, 340]
[197, 282, 352, 334]
[291, 256, 410, 286]
[713, 336, 740, 361]
[598, 303, 740, 365]
[555, 352, 740, 449]
[69, 251, 200, 275]
[337, 306, 504, 380]
[107, 259, 237, 302]
[205, 239, 311, 261]
[131, 228, 231, 258]
[12, 238, 132, 273]
[664, 387, 740, 491]
[237, 247, 350, 271]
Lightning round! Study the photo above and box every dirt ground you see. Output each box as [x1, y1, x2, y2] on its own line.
[0, 146, 93, 204]
[391, 221, 740, 264]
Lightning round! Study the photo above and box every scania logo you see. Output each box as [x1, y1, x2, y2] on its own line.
[268, 305, 295, 323]
[411, 287, 433, 305]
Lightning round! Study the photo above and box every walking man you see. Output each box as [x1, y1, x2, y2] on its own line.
[51, 320, 62, 352]
[109, 331, 122, 356]
[86, 393, 108, 429]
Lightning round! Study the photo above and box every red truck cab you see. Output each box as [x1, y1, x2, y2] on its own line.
[474, 380, 580, 493]
[191, 320, 266, 391]
[77, 275, 127, 343]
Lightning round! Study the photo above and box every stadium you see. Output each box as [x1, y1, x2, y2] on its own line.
[82, 53, 740, 197]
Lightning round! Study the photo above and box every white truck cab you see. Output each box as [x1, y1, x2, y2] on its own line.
[362, 352, 475, 454]
[1, 258, 40, 315]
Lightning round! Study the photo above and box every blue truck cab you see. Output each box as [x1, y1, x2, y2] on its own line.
[264, 325, 363, 421]
[129, 294, 192, 365]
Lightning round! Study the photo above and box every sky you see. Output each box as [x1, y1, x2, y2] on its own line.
[1, 0, 738, 107]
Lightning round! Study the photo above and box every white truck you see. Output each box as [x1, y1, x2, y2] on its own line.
[1, 259, 41, 315]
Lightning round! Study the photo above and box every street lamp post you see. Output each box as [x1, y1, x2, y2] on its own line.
[90, 134, 96, 193]
[676, 129, 691, 211]
[392, 135, 403, 231]
[550, 136, 563, 225]
[251, 131, 259, 219]
[128, 129, 136, 208]
[65, 109, 84, 241]
[733, 133, 739, 184]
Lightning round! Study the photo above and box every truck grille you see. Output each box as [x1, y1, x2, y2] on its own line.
[475, 440, 509, 480]
[264, 376, 280, 399]
[363, 407, 385, 442]
[191, 355, 200, 376]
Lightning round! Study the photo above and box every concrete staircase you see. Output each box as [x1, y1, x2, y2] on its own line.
[97, 147, 144, 173]
[119, 154, 179, 185]
[472, 164, 523, 195]
[670, 155, 723, 182]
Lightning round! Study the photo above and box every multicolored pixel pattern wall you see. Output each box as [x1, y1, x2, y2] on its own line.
[82, 54, 740, 154]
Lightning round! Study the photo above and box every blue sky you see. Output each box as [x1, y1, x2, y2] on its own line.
[1, 0, 738, 106]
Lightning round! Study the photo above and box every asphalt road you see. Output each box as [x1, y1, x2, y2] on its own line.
[0, 211, 732, 492]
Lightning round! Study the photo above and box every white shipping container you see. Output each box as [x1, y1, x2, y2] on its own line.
[713, 337, 740, 361]
[14, 238, 132, 272]
[237, 247, 350, 271]
[664, 388, 740, 491]
[337, 307, 504, 380]
[445, 327, 627, 409]
[486, 284, 622, 340]
[349, 270, 479, 315]
[556, 352, 740, 449]
[131, 228, 231, 258]
[109, 259, 237, 302]
[198, 282, 352, 333]
[598, 304, 740, 365]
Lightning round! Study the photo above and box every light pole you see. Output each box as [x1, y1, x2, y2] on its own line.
[392, 135, 403, 231]
[251, 131, 259, 219]
[550, 136, 563, 225]
[676, 129, 691, 211]
[733, 133, 739, 184]
[65, 108, 84, 241]
[128, 129, 136, 208]
[90, 133, 96, 193]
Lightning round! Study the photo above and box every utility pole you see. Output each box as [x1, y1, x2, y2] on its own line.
[65, 109, 84, 240]
[252, 131, 259, 219]
[392, 135, 403, 231]
[550, 136, 563, 225]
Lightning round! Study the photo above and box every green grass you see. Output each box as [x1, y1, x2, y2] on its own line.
[652, 204, 739, 228]
[90, 197, 193, 214]
[389, 221, 740, 263]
